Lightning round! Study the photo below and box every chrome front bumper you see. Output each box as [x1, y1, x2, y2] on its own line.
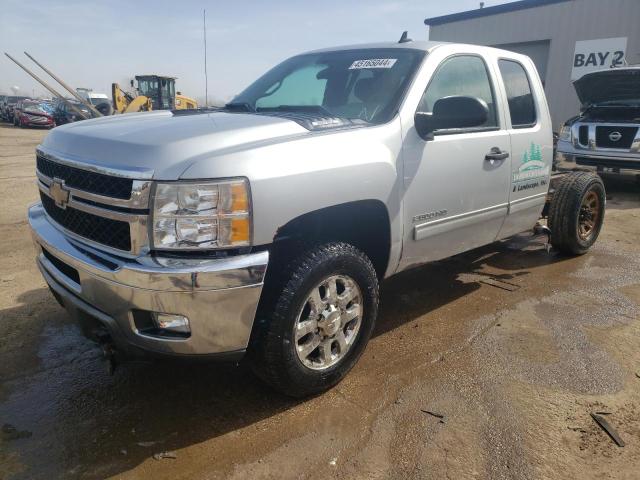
[29, 203, 268, 358]
[556, 140, 640, 174]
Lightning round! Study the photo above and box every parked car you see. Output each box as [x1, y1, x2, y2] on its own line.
[29, 40, 605, 397]
[14, 100, 54, 128]
[52, 99, 91, 125]
[2, 96, 30, 123]
[13, 99, 33, 125]
[556, 66, 640, 174]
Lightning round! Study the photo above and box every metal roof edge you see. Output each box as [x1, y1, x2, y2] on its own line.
[424, 0, 570, 26]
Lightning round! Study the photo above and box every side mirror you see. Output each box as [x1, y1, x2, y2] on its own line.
[414, 95, 489, 140]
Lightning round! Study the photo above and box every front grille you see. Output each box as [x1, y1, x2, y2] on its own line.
[578, 125, 589, 146]
[595, 126, 637, 149]
[40, 191, 132, 251]
[37, 155, 133, 199]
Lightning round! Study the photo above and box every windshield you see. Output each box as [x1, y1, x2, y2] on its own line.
[137, 78, 158, 98]
[23, 101, 53, 114]
[90, 97, 109, 105]
[38, 102, 55, 114]
[65, 102, 89, 112]
[231, 48, 425, 124]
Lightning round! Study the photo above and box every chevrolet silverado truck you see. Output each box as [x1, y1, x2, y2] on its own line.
[29, 40, 605, 397]
[556, 66, 640, 174]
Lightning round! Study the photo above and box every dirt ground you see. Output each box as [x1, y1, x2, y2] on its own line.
[1, 123, 639, 480]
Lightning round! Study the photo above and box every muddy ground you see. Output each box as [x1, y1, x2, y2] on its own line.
[1, 123, 639, 480]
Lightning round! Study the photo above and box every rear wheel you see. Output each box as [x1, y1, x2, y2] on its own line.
[548, 171, 605, 255]
[250, 242, 379, 397]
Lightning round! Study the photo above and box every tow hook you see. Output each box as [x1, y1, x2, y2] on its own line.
[101, 342, 118, 375]
[533, 222, 552, 252]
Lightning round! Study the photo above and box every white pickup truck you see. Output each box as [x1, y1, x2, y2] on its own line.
[29, 39, 605, 396]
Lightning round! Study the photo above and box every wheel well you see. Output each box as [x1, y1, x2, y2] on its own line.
[271, 200, 391, 279]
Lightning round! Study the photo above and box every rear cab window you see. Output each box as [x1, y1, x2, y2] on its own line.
[498, 59, 537, 128]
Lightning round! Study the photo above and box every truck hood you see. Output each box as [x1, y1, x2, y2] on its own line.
[40, 110, 309, 179]
[574, 68, 640, 107]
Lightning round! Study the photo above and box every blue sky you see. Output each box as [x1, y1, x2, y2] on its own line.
[1, 0, 518, 103]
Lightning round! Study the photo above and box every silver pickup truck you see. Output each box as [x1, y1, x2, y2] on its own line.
[29, 40, 605, 396]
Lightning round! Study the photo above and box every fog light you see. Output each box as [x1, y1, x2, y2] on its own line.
[152, 313, 190, 334]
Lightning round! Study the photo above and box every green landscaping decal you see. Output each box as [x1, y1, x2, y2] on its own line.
[513, 142, 549, 183]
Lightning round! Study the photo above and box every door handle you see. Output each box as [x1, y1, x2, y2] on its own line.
[485, 147, 509, 161]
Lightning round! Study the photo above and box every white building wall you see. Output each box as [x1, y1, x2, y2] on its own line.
[427, 0, 640, 130]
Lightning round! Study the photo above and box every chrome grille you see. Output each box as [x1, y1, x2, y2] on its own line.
[595, 126, 637, 149]
[572, 122, 640, 152]
[40, 192, 132, 251]
[36, 150, 152, 255]
[37, 154, 133, 199]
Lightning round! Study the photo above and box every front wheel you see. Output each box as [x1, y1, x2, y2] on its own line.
[548, 171, 605, 255]
[250, 242, 379, 397]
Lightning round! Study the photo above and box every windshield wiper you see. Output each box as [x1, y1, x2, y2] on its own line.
[593, 101, 640, 107]
[224, 101, 256, 112]
[256, 105, 334, 117]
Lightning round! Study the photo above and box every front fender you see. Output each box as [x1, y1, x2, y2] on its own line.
[180, 120, 404, 252]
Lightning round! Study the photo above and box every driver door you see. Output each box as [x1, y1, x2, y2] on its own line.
[400, 53, 511, 268]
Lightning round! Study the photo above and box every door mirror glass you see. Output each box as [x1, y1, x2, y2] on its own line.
[415, 95, 489, 139]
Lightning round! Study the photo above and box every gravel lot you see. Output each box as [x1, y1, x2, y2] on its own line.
[1, 123, 639, 479]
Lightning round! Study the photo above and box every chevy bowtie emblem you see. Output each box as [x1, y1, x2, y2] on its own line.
[50, 178, 70, 209]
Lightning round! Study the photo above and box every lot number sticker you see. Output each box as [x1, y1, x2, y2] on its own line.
[349, 59, 397, 69]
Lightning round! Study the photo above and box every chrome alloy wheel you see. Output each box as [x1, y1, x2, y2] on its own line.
[578, 190, 601, 241]
[293, 275, 363, 370]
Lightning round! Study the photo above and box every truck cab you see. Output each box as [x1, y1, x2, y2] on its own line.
[135, 75, 176, 110]
[28, 40, 604, 397]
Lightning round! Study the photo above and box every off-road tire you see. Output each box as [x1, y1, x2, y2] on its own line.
[250, 242, 379, 397]
[548, 171, 605, 255]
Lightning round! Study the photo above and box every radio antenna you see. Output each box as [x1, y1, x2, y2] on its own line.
[203, 9, 208, 107]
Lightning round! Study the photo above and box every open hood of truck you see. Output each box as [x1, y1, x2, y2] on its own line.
[40, 110, 309, 179]
[573, 67, 640, 107]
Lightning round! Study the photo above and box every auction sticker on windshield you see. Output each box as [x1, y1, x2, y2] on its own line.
[349, 59, 397, 69]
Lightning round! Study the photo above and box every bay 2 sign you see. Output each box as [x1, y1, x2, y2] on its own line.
[571, 37, 627, 80]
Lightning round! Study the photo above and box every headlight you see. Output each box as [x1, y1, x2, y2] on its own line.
[559, 125, 572, 142]
[152, 179, 251, 250]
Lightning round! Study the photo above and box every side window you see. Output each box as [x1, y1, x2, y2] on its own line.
[498, 60, 536, 128]
[419, 55, 498, 129]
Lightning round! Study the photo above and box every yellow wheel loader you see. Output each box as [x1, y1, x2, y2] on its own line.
[112, 75, 197, 113]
